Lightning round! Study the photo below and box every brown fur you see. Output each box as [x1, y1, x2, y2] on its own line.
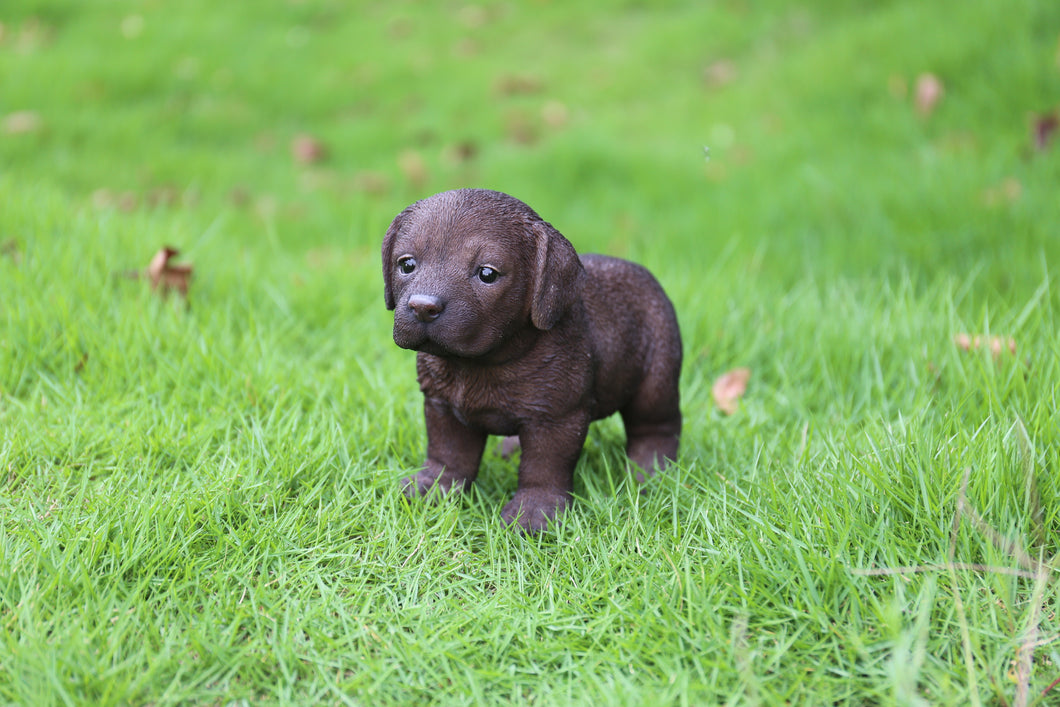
[383, 189, 682, 532]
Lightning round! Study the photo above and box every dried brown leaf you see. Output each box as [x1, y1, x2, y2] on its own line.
[504, 109, 538, 145]
[291, 133, 327, 164]
[89, 189, 138, 211]
[11, 17, 53, 51]
[145, 186, 184, 209]
[541, 100, 569, 128]
[712, 367, 751, 415]
[2, 110, 41, 135]
[703, 60, 738, 88]
[453, 38, 478, 58]
[147, 246, 193, 298]
[458, 5, 489, 29]
[982, 177, 1022, 207]
[387, 16, 413, 40]
[441, 141, 478, 166]
[353, 171, 390, 195]
[1032, 112, 1058, 152]
[494, 73, 543, 97]
[1, 238, 20, 264]
[397, 149, 428, 188]
[915, 73, 944, 116]
[953, 333, 1016, 359]
[117, 191, 138, 212]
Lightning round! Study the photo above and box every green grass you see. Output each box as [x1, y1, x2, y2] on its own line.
[2, 0, 1059, 704]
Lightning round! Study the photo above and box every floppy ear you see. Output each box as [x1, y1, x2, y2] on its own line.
[530, 220, 585, 330]
[382, 206, 414, 310]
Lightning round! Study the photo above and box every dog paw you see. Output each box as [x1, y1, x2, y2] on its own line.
[500, 489, 570, 533]
[626, 434, 678, 483]
[401, 470, 467, 500]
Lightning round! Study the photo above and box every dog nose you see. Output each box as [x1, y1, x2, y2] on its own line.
[408, 294, 445, 322]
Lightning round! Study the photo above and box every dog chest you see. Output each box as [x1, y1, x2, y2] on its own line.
[417, 359, 526, 435]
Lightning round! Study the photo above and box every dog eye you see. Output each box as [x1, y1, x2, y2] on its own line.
[477, 266, 498, 284]
[397, 257, 416, 275]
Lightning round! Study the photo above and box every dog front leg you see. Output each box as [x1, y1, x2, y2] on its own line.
[402, 397, 487, 499]
[500, 414, 590, 532]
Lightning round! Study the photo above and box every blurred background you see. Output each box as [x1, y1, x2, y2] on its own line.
[3, 5, 1060, 702]
[2, 0, 1058, 296]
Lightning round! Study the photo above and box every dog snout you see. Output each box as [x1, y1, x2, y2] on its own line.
[408, 294, 445, 322]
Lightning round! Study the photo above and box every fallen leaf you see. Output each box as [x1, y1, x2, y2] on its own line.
[503, 109, 538, 145]
[453, 38, 478, 58]
[90, 189, 140, 211]
[397, 149, 428, 188]
[703, 60, 737, 88]
[981, 177, 1022, 207]
[494, 73, 543, 97]
[228, 186, 251, 207]
[387, 16, 413, 39]
[988, 337, 1017, 358]
[458, 5, 488, 29]
[441, 140, 478, 166]
[1, 239, 20, 264]
[117, 191, 138, 212]
[730, 145, 755, 166]
[914, 73, 944, 116]
[298, 167, 340, 194]
[953, 333, 1016, 359]
[712, 367, 751, 415]
[2, 110, 41, 135]
[145, 185, 181, 208]
[291, 133, 327, 164]
[254, 195, 278, 220]
[147, 246, 193, 298]
[11, 17, 52, 52]
[541, 100, 569, 128]
[353, 171, 390, 194]
[1032, 112, 1058, 152]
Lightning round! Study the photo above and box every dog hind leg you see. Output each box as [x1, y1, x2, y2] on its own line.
[621, 381, 681, 483]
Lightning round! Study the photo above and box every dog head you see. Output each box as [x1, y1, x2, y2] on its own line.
[383, 189, 585, 359]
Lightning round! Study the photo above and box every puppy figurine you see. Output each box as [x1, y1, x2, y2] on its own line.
[383, 189, 682, 532]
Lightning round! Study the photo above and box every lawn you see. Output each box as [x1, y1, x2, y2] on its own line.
[2, 0, 1059, 704]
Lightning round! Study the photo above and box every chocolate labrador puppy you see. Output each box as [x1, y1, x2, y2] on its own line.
[383, 189, 682, 532]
